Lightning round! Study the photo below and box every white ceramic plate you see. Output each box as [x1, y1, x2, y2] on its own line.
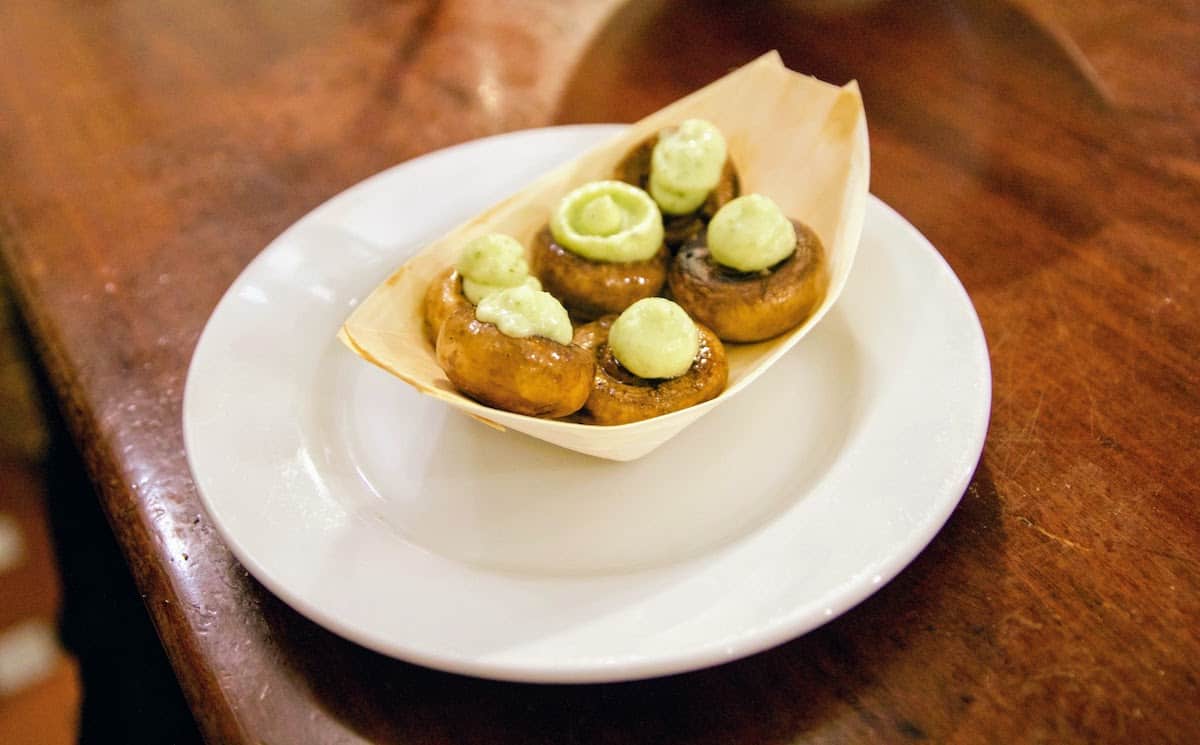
[184, 125, 991, 683]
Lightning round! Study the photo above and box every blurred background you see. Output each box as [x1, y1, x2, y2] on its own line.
[0, 274, 76, 744]
[1, 275, 197, 743]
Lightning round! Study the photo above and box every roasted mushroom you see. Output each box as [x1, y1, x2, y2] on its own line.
[614, 119, 739, 248]
[422, 267, 471, 345]
[573, 299, 727, 425]
[422, 233, 541, 345]
[669, 195, 827, 343]
[531, 180, 668, 320]
[435, 286, 592, 418]
[531, 228, 668, 321]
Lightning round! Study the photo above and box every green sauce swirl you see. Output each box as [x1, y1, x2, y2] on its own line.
[456, 233, 539, 304]
[706, 194, 797, 272]
[475, 285, 573, 345]
[649, 119, 728, 215]
[608, 298, 700, 379]
[550, 181, 664, 263]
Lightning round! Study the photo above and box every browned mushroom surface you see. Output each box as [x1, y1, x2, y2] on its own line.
[668, 219, 827, 343]
[572, 315, 727, 425]
[530, 227, 668, 320]
[435, 309, 594, 418]
[421, 267, 472, 345]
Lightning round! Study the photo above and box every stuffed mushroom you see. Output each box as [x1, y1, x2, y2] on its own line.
[531, 180, 668, 320]
[422, 233, 541, 344]
[572, 298, 727, 425]
[614, 119, 740, 248]
[435, 285, 593, 418]
[668, 194, 827, 343]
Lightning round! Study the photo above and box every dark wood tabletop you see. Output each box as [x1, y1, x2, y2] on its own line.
[2, 0, 1197, 742]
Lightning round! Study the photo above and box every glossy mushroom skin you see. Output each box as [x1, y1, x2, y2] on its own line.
[435, 309, 593, 418]
[613, 133, 740, 248]
[668, 220, 827, 343]
[572, 315, 728, 425]
[422, 267, 472, 345]
[530, 227, 668, 321]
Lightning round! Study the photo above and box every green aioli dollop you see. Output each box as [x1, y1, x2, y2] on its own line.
[461, 275, 540, 305]
[475, 284, 573, 345]
[550, 181, 664, 263]
[649, 119, 728, 215]
[456, 233, 539, 304]
[707, 194, 797, 272]
[608, 298, 700, 379]
[577, 194, 624, 236]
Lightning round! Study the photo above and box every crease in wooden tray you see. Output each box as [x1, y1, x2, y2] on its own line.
[339, 51, 870, 461]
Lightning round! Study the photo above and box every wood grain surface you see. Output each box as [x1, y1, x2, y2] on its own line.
[1, 1, 1197, 742]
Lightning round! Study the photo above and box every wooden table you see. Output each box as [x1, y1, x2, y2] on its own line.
[2, 1, 1197, 742]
